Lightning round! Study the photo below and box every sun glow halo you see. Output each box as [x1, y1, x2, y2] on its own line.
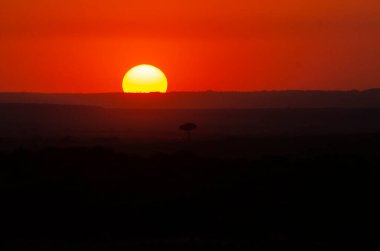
[122, 64, 168, 93]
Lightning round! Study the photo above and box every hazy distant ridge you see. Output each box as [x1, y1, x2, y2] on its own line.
[1, 90, 380, 109]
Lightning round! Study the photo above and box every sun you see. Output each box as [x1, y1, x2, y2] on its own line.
[122, 64, 168, 93]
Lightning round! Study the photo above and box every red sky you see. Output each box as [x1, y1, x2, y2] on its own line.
[1, 0, 379, 92]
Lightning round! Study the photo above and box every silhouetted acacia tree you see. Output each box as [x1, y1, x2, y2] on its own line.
[179, 123, 197, 141]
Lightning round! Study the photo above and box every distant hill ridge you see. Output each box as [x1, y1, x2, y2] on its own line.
[1, 89, 380, 109]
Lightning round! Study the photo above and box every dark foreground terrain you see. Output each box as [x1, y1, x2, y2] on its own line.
[1, 104, 379, 249]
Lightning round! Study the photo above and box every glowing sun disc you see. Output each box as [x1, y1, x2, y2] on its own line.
[122, 64, 168, 93]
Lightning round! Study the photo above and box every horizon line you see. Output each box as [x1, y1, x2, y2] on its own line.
[1, 88, 380, 95]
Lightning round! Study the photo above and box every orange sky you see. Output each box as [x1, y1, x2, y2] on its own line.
[1, 0, 379, 92]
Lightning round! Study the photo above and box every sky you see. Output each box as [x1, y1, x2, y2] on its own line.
[0, 0, 379, 92]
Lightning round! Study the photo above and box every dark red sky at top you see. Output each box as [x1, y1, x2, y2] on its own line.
[0, 0, 379, 93]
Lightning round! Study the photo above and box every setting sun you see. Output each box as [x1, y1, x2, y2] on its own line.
[122, 65, 168, 93]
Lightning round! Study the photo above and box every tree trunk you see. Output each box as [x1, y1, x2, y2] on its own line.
[187, 131, 191, 142]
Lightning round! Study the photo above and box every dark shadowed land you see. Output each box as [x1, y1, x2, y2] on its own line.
[0, 98, 379, 249]
[1, 89, 380, 109]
